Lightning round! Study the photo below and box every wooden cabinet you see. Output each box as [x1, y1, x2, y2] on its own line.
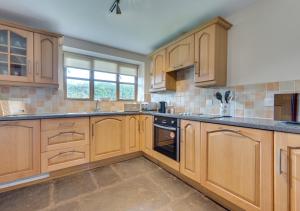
[41, 145, 89, 173]
[166, 35, 194, 72]
[149, 17, 231, 91]
[274, 132, 300, 211]
[125, 115, 140, 153]
[140, 115, 154, 156]
[0, 120, 40, 183]
[41, 118, 90, 172]
[0, 21, 61, 87]
[41, 118, 89, 152]
[150, 49, 176, 92]
[0, 25, 34, 83]
[200, 123, 273, 211]
[34, 33, 58, 85]
[180, 120, 201, 182]
[90, 116, 125, 161]
[194, 22, 230, 87]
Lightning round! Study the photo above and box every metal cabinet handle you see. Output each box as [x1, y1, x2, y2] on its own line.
[277, 148, 283, 175]
[58, 122, 75, 128]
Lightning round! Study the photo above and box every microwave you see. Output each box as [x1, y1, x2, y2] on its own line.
[274, 93, 298, 122]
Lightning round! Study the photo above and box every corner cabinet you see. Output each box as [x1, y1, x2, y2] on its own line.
[200, 123, 273, 211]
[180, 120, 201, 182]
[34, 33, 58, 85]
[90, 116, 125, 161]
[166, 35, 195, 72]
[150, 49, 176, 92]
[274, 132, 300, 211]
[194, 22, 231, 87]
[0, 120, 40, 183]
[0, 22, 61, 87]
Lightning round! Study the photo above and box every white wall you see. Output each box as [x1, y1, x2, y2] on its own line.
[226, 0, 300, 86]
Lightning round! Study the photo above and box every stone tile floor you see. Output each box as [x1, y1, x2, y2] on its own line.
[0, 157, 227, 211]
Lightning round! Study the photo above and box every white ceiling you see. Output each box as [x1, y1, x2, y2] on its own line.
[0, 0, 255, 54]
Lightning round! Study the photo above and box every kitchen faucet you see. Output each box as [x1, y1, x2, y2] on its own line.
[95, 100, 101, 112]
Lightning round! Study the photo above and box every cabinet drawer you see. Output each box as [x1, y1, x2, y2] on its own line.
[41, 127, 89, 152]
[41, 118, 89, 132]
[41, 145, 89, 173]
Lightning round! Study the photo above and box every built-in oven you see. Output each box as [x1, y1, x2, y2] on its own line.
[153, 116, 180, 162]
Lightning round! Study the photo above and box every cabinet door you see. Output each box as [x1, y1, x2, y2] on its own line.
[34, 33, 58, 84]
[200, 123, 273, 211]
[0, 120, 40, 183]
[0, 25, 34, 83]
[125, 115, 140, 153]
[151, 49, 166, 89]
[194, 25, 215, 83]
[275, 132, 300, 211]
[90, 116, 125, 161]
[180, 120, 201, 182]
[140, 115, 153, 156]
[166, 35, 194, 72]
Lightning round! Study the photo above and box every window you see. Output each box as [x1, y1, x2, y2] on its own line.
[64, 52, 138, 101]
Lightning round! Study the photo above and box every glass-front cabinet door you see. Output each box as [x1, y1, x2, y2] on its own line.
[0, 25, 34, 82]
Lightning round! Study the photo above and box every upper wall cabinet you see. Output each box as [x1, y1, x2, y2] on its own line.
[194, 23, 230, 87]
[150, 49, 176, 92]
[0, 25, 34, 83]
[149, 17, 231, 91]
[166, 35, 194, 72]
[0, 21, 62, 87]
[34, 33, 58, 85]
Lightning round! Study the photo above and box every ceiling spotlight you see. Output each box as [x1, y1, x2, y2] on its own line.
[110, 0, 122, 15]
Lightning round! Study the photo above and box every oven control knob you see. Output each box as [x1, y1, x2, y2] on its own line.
[171, 120, 175, 124]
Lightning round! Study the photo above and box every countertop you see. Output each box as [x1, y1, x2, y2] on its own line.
[1, 111, 300, 134]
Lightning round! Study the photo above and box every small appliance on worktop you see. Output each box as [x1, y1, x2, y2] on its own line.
[158, 101, 167, 113]
[153, 115, 180, 162]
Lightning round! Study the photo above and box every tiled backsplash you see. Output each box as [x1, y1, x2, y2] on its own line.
[151, 67, 300, 119]
[0, 86, 128, 114]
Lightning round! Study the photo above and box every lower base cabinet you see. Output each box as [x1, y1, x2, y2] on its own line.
[200, 123, 273, 211]
[274, 132, 300, 211]
[0, 120, 41, 183]
[90, 116, 125, 161]
[180, 120, 201, 182]
[41, 145, 89, 172]
[125, 115, 140, 153]
[140, 115, 154, 156]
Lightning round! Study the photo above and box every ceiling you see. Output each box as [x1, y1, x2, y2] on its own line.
[0, 0, 255, 55]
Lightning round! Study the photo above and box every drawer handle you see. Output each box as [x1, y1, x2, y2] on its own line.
[58, 122, 75, 128]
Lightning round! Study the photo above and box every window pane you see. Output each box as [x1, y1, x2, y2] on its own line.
[67, 67, 90, 79]
[94, 60, 117, 73]
[119, 75, 135, 83]
[119, 65, 137, 76]
[67, 79, 90, 99]
[94, 81, 116, 100]
[120, 84, 135, 100]
[94, 71, 116, 81]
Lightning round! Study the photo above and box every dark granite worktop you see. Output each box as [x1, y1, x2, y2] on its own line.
[1, 111, 300, 134]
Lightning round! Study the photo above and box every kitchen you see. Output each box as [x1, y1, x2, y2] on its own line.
[0, 0, 299, 210]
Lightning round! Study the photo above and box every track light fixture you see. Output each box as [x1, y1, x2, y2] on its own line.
[110, 0, 122, 15]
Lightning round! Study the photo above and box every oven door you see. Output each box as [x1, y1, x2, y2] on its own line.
[153, 123, 179, 161]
